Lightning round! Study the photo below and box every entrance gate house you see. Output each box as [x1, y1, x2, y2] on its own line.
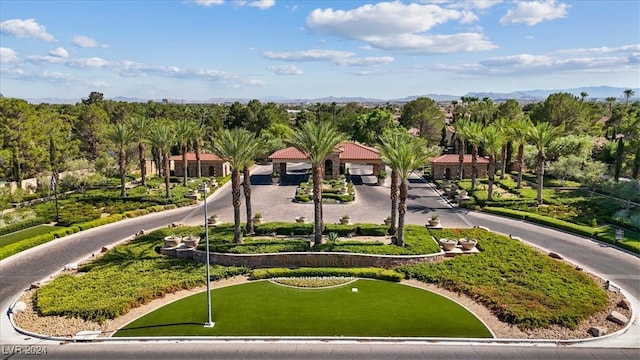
[170, 152, 231, 178]
[430, 154, 489, 180]
[268, 142, 385, 181]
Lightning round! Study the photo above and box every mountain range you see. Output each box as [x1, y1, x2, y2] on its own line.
[17, 86, 639, 105]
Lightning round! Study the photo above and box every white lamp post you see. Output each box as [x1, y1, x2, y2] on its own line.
[200, 182, 214, 328]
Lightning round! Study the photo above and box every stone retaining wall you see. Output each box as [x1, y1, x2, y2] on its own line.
[162, 247, 444, 269]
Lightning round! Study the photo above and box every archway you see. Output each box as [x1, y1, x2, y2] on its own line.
[324, 159, 333, 177]
[445, 168, 452, 180]
[208, 166, 215, 177]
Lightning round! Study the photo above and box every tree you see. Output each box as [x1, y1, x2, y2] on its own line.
[580, 91, 588, 102]
[528, 122, 559, 205]
[613, 135, 625, 182]
[458, 121, 484, 190]
[75, 104, 110, 161]
[529, 93, 593, 135]
[175, 119, 198, 186]
[547, 155, 584, 186]
[148, 122, 175, 198]
[623, 89, 635, 108]
[399, 97, 444, 145]
[129, 116, 150, 186]
[106, 122, 135, 197]
[492, 117, 513, 179]
[211, 128, 260, 243]
[507, 117, 532, 188]
[352, 109, 395, 145]
[378, 128, 405, 235]
[453, 118, 472, 180]
[379, 134, 432, 246]
[481, 125, 506, 201]
[81, 91, 104, 105]
[606, 97, 617, 117]
[242, 136, 265, 235]
[290, 122, 347, 246]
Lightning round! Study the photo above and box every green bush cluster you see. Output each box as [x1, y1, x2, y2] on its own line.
[34, 229, 248, 323]
[254, 222, 314, 236]
[209, 238, 310, 254]
[250, 267, 403, 282]
[398, 228, 608, 330]
[0, 217, 47, 236]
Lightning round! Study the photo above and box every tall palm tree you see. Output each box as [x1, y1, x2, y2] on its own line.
[148, 122, 176, 198]
[175, 119, 198, 186]
[378, 128, 405, 235]
[106, 122, 135, 197]
[580, 91, 588, 102]
[193, 122, 206, 178]
[453, 118, 471, 180]
[492, 117, 512, 180]
[507, 117, 532, 188]
[211, 128, 257, 243]
[242, 136, 265, 235]
[481, 125, 506, 201]
[461, 121, 484, 190]
[290, 121, 347, 246]
[379, 134, 432, 247]
[605, 96, 617, 117]
[623, 89, 635, 108]
[129, 116, 150, 186]
[528, 122, 559, 205]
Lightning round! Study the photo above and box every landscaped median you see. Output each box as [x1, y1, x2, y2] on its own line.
[483, 207, 640, 254]
[10, 222, 631, 340]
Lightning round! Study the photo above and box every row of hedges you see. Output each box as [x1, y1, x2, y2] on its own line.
[0, 216, 47, 237]
[250, 267, 403, 282]
[253, 223, 389, 237]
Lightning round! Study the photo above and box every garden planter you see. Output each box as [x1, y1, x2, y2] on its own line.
[340, 218, 350, 225]
[271, 177, 279, 184]
[428, 219, 440, 227]
[384, 218, 392, 226]
[459, 238, 477, 250]
[439, 238, 458, 251]
[208, 216, 219, 225]
[253, 217, 263, 224]
[164, 236, 182, 248]
[183, 236, 201, 248]
[295, 216, 306, 223]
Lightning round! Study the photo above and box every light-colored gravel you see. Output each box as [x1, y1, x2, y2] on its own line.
[13, 275, 630, 340]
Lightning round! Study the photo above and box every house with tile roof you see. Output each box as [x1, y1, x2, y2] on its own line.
[170, 152, 230, 178]
[430, 154, 489, 180]
[268, 142, 385, 181]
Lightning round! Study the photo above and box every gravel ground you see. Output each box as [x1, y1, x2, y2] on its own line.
[12, 275, 630, 340]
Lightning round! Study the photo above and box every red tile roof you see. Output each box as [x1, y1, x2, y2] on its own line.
[268, 142, 381, 161]
[430, 154, 489, 164]
[170, 152, 224, 161]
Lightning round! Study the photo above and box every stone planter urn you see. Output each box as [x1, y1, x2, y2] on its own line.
[339, 216, 350, 225]
[384, 217, 392, 226]
[295, 216, 306, 224]
[253, 215, 263, 224]
[164, 235, 182, 248]
[183, 236, 201, 248]
[458, 238, 477, 251]
[208, 215, 219, 225]
[439, 238, 458, 251]
[428, 217, 440, 227]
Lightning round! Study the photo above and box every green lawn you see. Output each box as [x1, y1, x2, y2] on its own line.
[114, 279, 492, 338]
[0, 225, 63, 248]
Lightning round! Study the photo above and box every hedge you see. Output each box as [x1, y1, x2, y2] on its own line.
[483, 207, 528, 220]
[525, 213, 600, 238]
[0, 217, 47, 236]
[250, 267, 404, 282]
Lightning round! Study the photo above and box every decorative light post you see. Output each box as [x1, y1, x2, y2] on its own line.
[199, 182, 214, 328]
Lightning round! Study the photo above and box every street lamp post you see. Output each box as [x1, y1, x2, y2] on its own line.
[200, 182, 214, 328]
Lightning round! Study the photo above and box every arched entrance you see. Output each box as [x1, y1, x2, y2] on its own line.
[445, 168, 452, 179]
[208, 166, 215, 177]
[324, 159, 333, 177]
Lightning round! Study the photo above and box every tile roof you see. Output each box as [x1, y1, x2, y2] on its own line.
[170, 152, 224, 161]
[268, 142, 381, 161]
[430, 154, 489, 164]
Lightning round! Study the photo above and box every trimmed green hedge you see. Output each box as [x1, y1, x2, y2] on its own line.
[250, 267, 404, 282]
[0, 217, 47, 236]
[525, 213, 600, 238]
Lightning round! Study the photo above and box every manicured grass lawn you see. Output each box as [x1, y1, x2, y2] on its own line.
[114, 279, 492, 338]
[0, 225, 63, 248]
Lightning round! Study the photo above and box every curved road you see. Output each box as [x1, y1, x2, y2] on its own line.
[1, 164, 638, 357]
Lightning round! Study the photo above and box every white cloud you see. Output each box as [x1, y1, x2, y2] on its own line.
[0, 47, 20, 63]
[27, 55, 109, 68]
[500, 0, 569, 26]
[0, 18, 55, 42]
[247, 0, 275, 10]
[263, 49, 394, 66]
[306, 2, 496, 54]
[555, 44, 640, 55]
[193, 0, 224, 6]
[268, 64, 303, 75]
[49, 47, 69, 58]
[72, 35, 108, 48]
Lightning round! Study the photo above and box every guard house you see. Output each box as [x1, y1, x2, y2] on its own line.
[170, 152, 230, 178]
[430, 154, 489, 180]
[268, 142, 385, 180]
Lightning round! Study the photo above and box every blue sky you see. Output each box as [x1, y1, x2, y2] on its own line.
[1, 0, 638, 101]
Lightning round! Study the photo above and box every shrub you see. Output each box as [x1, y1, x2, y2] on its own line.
[250, 267, 403, 282]
[0, 217, 47, 236]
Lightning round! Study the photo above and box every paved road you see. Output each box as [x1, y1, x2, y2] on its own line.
[1, 163, 639, 354]
[2, 342, 639, 360]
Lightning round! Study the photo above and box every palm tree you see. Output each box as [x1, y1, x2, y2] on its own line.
[129, 116, 150, 186]
[378, 128, 405, 235]
[106, 122, 135, 197]
[623, 89, 635, 108]
[492, 117, 512, 180]
[461, 121, 484, 190]
[528, 122, 559, 205]
[290, 121, 347, 246]
[175, 119, 198, 186]
[453, 118, 471, 180]
[148, 122, 176, 198]
[193, 122, 206, 178]
[507, 117, 532, 188]
[605, 96, 617, 117]
[211, 128, 257, 243]
[580, 91, 588, 101]
[242, 136, 265, 235]
[379, 134, 432, 246]
[481, 125, 506, 201]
